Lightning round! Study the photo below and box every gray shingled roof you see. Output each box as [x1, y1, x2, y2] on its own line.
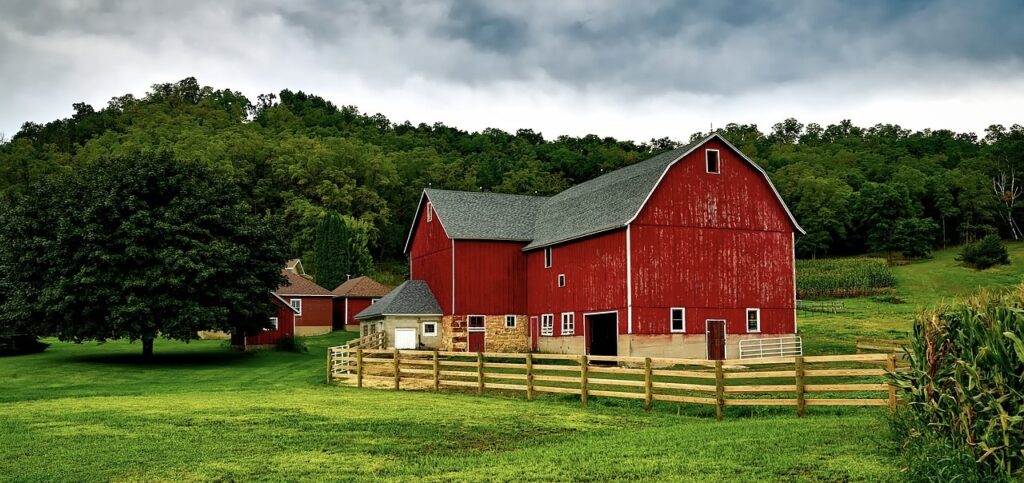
[423, 188, 547, 241]
[354, 280, 442, 319]
[524, 140, 701, 249]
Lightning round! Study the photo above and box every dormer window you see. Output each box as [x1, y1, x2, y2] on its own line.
[706, 149, 720, 174]
[426, 202, 433, 222]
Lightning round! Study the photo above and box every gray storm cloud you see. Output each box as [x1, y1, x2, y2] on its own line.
[1, 0, 1022, 139]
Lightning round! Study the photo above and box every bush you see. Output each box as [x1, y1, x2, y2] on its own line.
[796, 258, 896, 298]
[0, 335, 49, 356]
[957, 235, 1010, 269]
[275, 336, 307, 353]
[893, 288, 1024, 480]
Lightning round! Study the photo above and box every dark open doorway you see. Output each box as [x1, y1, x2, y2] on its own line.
[587, 312, 618, 356]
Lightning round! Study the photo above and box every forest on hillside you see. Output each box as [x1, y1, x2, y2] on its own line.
[1, 77, 1023, 273]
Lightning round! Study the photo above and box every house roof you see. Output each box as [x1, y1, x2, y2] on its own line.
[275, 269, 333, 296]
[332, 276, 391, 298]
[354, 280, 442, 319]
[403, 134, 803, 253]
[272, 292, 301, 313]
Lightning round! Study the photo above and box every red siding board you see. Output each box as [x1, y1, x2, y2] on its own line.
[334, 297, 374, 326]
[246, 297, 296, 346]
[454, 240, 528, 315]
[409, 201, 453, 314]
[527, 230, 627, 336]
[291, 297, 333, 327]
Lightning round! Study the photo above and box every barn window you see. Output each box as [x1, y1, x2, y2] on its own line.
[469, 315, 485, 328]
[426, 202, 433, 222]
[670, 308, 685, 333]
[544, 247, 552, 268]
[541, 314, 554, 336]
[706, 149, 720, 174]
[371, 298, 380, 305]
[505, 315, 517, 328]
[290, 299, 302, 316]
[422, 321, 438, 336]
[561, 312, 575, 335]
[557, 274, 566, 287]
[268, 317, 279, 331]
[746, 308, 761, 333]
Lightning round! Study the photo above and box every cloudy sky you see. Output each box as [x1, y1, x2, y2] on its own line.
[2, 0, 1023, 142]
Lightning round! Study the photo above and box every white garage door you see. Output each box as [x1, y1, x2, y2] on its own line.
[394, 328, 417, 350]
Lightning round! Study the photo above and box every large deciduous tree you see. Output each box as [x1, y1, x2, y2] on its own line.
[0, 152, 287, 356]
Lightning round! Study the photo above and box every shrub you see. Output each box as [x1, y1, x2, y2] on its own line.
[893, 288, 1024, 480]
[796, 258, 896, 298]
[957, 235, 1010, 269]
[275, 336, 307, 353]
[0, 335, 49, 356]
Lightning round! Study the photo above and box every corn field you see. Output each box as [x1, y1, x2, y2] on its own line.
[796, 258, 896, 299]
[894, 288, 1024, 480]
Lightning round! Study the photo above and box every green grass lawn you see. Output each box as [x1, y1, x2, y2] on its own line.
[3, 243, 1023, 481]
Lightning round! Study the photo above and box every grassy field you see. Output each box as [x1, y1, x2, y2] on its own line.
[2, 243, 1023, 481]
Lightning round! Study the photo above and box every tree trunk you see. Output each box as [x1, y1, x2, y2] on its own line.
[230, 329, 246, 351]
[941, 217, 946, 249]
[142, 338, 154, 358]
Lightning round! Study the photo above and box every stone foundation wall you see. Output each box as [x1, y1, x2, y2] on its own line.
[440, 315, 528, 352]
[295, 326, 332, 336]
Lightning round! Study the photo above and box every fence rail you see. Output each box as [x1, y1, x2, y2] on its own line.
[739, 336, 803, 359]
[327, 347, 901, 418]
[328, 331, 386, 378]
[796, 299, 845, 313]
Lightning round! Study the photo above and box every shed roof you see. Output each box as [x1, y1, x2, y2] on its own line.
[354, 280, 442, 319]
[332, 276, 391, 298]
[275, 269, 333, 296]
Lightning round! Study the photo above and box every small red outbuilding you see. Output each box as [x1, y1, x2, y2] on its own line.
[276, 266, 335, 336]
[245, 293, 301, 348]
[331, 276, 391, 331]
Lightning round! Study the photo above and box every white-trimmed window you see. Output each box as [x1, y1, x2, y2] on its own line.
[541, 314, 554, 336]
[422, 321, 438, 336]
[706, 149, 720, 174]
[561, 312, 575, 335]
[290, 298, 302, 316]
[426, 202, 432, 222]
[670, 308, 685, 333]
[746, 308, 761, 333]
[468, 315, 485, 328]
[268, 317, 279, 331]
[504, 315, 516, 328]
[557, 274, 566, 288]
[371, 298, 380, 305]
[544, 247, 552, 268]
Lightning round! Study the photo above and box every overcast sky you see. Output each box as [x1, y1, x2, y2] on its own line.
[2, 0, 1023, 142]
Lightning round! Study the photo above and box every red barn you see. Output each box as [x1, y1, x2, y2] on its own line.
[332, 276, 391, 331]
[376, 134, 802, 359]
[245, 293, 300, 348]
[276, 267, 335, 336]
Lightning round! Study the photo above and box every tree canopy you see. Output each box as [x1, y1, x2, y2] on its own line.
[0, 151, 288, 355]
[1, 77, 1023, 264]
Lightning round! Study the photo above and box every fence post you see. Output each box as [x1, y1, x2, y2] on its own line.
[326, 348, 333, 384]
[795, 356, 806, 417]
[526, 353, 534, 401]
[477, 352, 484, 395]
[643, 357, 653, 412]
[580, 354, 589, 407]
[356, 348, 364, 388]
[393, 349, 400, 391]
[714, 360, 725, 421]
[432, 350, 440, 391]
[887, 353, 897, 413]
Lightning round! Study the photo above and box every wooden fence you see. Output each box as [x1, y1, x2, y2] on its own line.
[855, 337, 910, 354]
[795, 299, 845, 313]
[327, 331, 386, 377]
[327, 347, 900, 419]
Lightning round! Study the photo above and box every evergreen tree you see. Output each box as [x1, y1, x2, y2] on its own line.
[314, 211, 346, 289]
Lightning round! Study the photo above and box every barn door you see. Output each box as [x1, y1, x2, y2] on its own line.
[468, 315, 485, 352]
[706, 320, 726, 360]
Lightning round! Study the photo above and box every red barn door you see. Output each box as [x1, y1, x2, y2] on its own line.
[468, 315, 485, 352]
[706, 320, 726, 360]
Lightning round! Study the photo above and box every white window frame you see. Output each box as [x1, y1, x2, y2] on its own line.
[544, 247, 552, 268]
[557, 274, 566, 288]
[746, 308, 761, 333]
[670, 307, 686, 333]
[371, 298, 380, 305]
[706, 149, 720, 174]
[290, 298, 302, 316]
[561, 312, 575, 335]
[421, 321, 439, 336]
[504, 315, 516, 328]
[268, 316, 279, 331]
[541, 314, 554, 336]
[426, 201, 432, 222]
